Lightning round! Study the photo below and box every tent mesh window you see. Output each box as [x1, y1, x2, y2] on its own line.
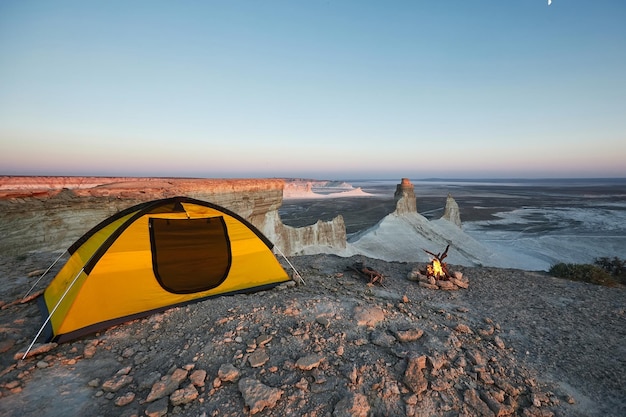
[149, 217, 232, 294]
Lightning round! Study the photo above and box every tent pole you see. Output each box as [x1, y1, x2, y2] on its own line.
[274, 245, 305, 285]
[22, 250, 67, 300]
[21, 268, 85, 361]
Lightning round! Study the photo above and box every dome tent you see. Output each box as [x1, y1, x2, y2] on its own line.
[32, 196, 290, 345]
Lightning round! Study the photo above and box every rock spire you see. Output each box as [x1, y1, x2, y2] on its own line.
[394, 178, 417, 215]
[441, 193, 462, 227]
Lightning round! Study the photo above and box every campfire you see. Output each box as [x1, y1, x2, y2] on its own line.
[424, 245, 451, 280]
[407, 245, 470, 290]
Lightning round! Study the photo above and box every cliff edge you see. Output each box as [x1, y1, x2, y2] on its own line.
[0, 176, 346, 257]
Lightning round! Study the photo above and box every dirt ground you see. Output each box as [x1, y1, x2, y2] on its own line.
[0, 251, 624, 416]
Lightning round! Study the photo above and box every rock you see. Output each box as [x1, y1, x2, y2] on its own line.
[479, 371, 495, 385]
[170, 383, 199, 406]
[295, 377, 309, 391]
[116, 366, 132, 375]
[531, 391, 549, 407]
[316, 316, 331, 327]
[404, 355, 428, 395]
[353, 305, 385, 327]
[248, 349, 269, 368]
[522, 406, 554, 417]
[121, 347, 135, 358]
[427, 354, 447, 372]
[450, 277, 469, 289]
[371, 330, 396, 347]
[466, 350, 487, 366]
[238, 377, 284, 415]
[83, 343, 97, 359]
[437, 280, 458, 291]
[14, 343, 57, 360]
[464, 388, 495, 417]
[189, 369, 206, 387]
[494, 336, 506, 349]
[394, 328, 424, 343]
[455, 324, 473, 334]
[480, 390, 515, 416]
[144, 397, 168, 417]
[145, 368, 189, 403]
[295, 354, 324, 371]
[102, 374, 133, 393]
[256, 334, 273, 346]
[430, 378, 453, 392]
[333, 392, 370, 417]
[114, 392, 135, 407]
[418, 282, 439, 290]
[218, 363, 240, 382]
[406, 270, 420, 282]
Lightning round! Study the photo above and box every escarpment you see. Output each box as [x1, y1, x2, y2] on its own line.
[0, 176, 347, 256]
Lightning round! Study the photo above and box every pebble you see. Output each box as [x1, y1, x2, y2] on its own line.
[218, 363, 240, 382]
[248, 349, 269, 368]
[295, 354, 324, 371]
[114, 392, 135, 407]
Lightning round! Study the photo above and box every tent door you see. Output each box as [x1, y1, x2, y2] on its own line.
[149, 217, 232, 294]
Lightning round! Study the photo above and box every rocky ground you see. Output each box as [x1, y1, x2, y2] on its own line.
[0, 251, 625, 417]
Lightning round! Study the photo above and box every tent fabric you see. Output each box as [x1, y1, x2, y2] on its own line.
[39, 196, 290, 342]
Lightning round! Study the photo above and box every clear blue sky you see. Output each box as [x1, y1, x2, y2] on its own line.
[1, 0, 625, 179]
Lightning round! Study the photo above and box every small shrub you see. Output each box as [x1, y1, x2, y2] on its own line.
[548, 262, 619, 287]
[594, 257, 626, 285]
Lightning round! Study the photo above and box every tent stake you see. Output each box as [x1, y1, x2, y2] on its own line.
[274, 245, 305, 285]
[22, 250, 67, 300]
[21, 268, 85, 361]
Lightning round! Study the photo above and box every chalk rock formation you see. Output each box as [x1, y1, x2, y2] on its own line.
[441, 193, 462, 227]
[266, 211, 347, 257]
[349, 178, 523, 268]
[393, 178, 417, 214]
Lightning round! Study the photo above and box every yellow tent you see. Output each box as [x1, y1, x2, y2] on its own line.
[36, 197, 290, 343]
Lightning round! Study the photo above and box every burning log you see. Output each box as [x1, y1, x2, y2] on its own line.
[423, 245, 451, 280]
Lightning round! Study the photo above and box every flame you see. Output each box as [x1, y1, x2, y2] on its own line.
[427, 259, 445, 278]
